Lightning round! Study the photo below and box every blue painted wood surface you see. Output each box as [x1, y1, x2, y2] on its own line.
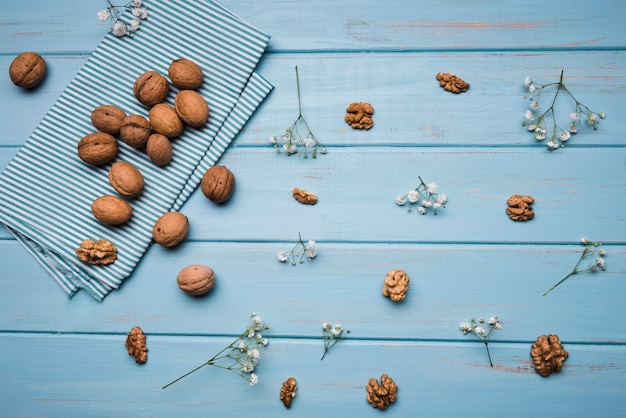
[1, 1, 625, 416]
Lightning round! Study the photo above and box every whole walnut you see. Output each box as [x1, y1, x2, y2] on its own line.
[153, 212, 189, 248]
[133, 70, 170, 107]
[77, 132, 118, 166]
[174, 90, 209, 128]
[108, 161, 144, 198]
[201, 165, 235, 204]
[91, 105, 127, 136]
[366, 374, 398, 410]
[176, 264, 216, 296]
[382, 269, 410, 302]
[168, 58, 204, 90]
[146, 133, 172, 166]
[9, 52, 47, 89]
[91, 195, 133, 226]
[120, 114, 152, 149]
[75, 238, 117, 266]
[149, 103, 184, 138]
[531, 334, 569, 377]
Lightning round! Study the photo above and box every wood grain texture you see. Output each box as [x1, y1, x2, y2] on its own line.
[1, 0, 625, 417]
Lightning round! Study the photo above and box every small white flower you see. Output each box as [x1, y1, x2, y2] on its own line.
[596, 258, 605, 268]
[249, 373, 258, 386]
[303, 136, 316, 147]
[130, 19, 140, 31]
[252, 315, 263, 331]
[247, 348, 260, 361]
[395, 195, 406, 206]
[277, 252, 288, 262]
[282, 133, 291, 141]
[248, 329, 255, 339]
[599, 249, 607, 257]
[559, 131, 571, 142]
[421, 199, 433, 208]
[525, 110, 535, 121]
[529, 84, 536, 93]
[535, 132, 546, 141]
[261, 338, 269, 346]
[241, 362, 255, 373]
[238, 341, 246, 351]
[569, 112, 579, 122]
[132, 7, 149, 20]
[547, 140, 559, 150]
[322, 323, 331, 332]
[459, 323, 472, 334]
[437, 193, 448, 204]
[417, 206, 426, 215]
[474, 326, 486, 336]
[527, 124, 537, 132]
[319, 147, 327, 154]
[97, 9, 110, 21]
[587, 113, 597, 125]
[569, 124, 578, 134]
[331, 324, 343, 337]
[433, 202, 441, 209]
[581, 237, 590, 244]
[132, 0, 143, 6]
[111, 21, 128, 37]
[530, 101, 539, 110]
[599, 112, 605, 119]
[494, 323, 502, 330]
[488, 317, 499, 326]
[524, 76, 532, 87]
[407, 190, 419, 203]
[427, 183, 437, 194]
[305, 240, 317, 259]
[269, 135, 277, 144]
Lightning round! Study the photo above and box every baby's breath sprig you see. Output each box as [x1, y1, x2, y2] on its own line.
[522, 70, 605, 151]
[395, 176, 447, 215]
[543, 238, 607, 296]
[162, 313, 269, 389]
[321, 323, 350, 360]
[269, 66, 326, 158]
[97, 0, 149, 38]
[277, 232, 317, 266]
[459, 316, 502, 367]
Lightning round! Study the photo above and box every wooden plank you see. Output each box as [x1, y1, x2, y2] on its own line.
[0, 334, 624, 417]
[1, 0, 625, 54]
[1, 240, 624, 342]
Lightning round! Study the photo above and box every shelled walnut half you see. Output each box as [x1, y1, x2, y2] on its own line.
[279, 377, 297, 409]
[436, 72, 470, 94]
[125, 326, 148, 364]
[531, 334, 568, 377]
[292, 187, 317, 205]
[75, 239, 117, 266]
[366, 374, 397, 410]
[506, 194, 535, 221]
[382, 269, 410, 302]
[345, 102, 374, 130]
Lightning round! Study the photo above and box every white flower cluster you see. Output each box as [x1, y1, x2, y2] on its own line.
[277, 233, 317, 266]
[396, 177, 447, 215]
[162, 313, 270, 389]
[459, 316, 502, 367]
[522, 72, 604, 151]
[97, 0, 148, 38]
[321, 322, 350, 360]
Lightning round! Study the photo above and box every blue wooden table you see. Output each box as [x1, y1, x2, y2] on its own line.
[1, 1, 625, 416]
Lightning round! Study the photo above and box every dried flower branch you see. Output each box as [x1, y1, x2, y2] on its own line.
[97, 0, 149, 38]
[459, 316, 502, 367]
[321, 322, 350, 360]
[395, 176, 447, 215]
[277, 232, 317, 266]
[269, 66, 326, 158]
[162, 313, 269, 389]
[522, 70, 605, 151]
[543, 238, 607, 296]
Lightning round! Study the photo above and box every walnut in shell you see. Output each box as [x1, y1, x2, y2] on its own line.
[436, 72, 470, 94]
[75, 238, 117, 265]
[91, 195, 133, 226]
[279, 377, 297, 409]
[77, 132, 119, 166]
[125, 326, 148, 364]
[9, 52, 47, 89]
[149, 103, 184, 138]
[382, 269, 410, 302]
[201, 165, 235, 204]
[120, 114, 152, 149]
[292, 187, 318, 205]
[506, 194, 535, 221]
[177, 264, 216, 296]
[91, 105, 127, 136]
[531, 334, 568, 377]
[153, 212, 189, 248]
[108, 161, 144, 198]
[174, 90, 209, 128]
[168, 58, 204, 90]
[133, 70, 170, 107]
[366, 374, 398, 410]
[146, 133, 172, 166]
[345, 102, 374, 130]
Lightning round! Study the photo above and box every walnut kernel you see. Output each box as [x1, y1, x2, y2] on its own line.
[531, 334, 568, 377]
[382, 269, 410, 302]
[9, 52, 47, 89]
[292, 187, 317, 205]
[125, 326, 148, 364]
[345, 102, 374, 130]
[366, 374, 397, 410]
[506, 194, 535, 221]
[436, 72, 470, 93]
[279, 377, 297, 409]
[75, 238, 117, 266]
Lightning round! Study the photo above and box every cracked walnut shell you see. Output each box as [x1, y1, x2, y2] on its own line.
[76, 238, 117, 266]
[382, 269, 410, 302]
[436, 72, 470, 94]
[531, 334, 568, 377]
[125, 326, 148, 364]
[279, 377, 297, 409]
[366, 374, 397, 410]
[506, 194, 535, 221]
[345, 102, 374, 130]
[292, 187, 317, 205]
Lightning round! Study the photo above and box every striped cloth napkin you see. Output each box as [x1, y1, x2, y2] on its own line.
[0, 1, 273, 301]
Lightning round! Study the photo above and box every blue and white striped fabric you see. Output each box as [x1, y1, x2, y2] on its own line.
[0, 1, 272, 300]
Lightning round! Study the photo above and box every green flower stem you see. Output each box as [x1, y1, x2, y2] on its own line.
[543, 245, 593, 296]
[484, 342, 493, 367]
